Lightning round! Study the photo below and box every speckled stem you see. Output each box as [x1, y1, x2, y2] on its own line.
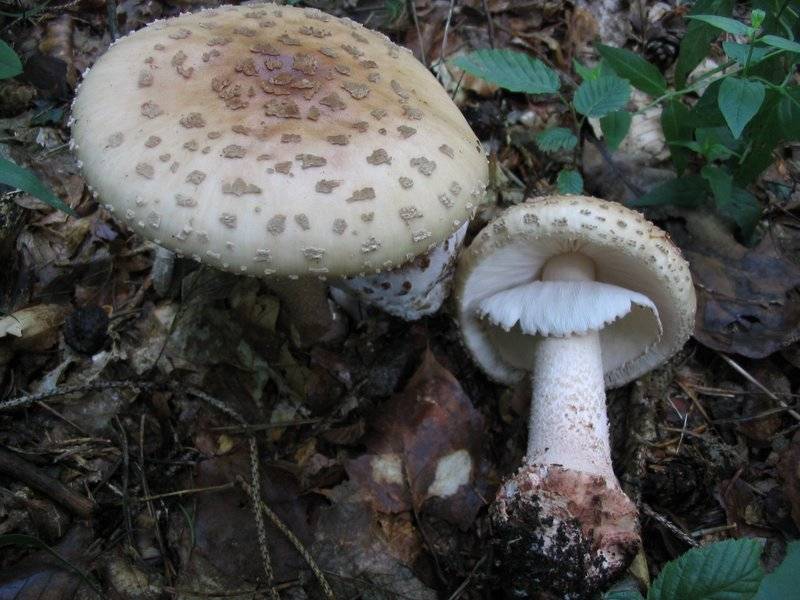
[264, 277, 345, 346]
[527, 252, 615, 479]
[528, 332, 615, 480]
[333, 223, 467, 320]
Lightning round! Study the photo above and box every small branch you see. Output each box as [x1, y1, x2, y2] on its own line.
[480, 0, 496, 48]
[1, 380, 154, 412]
[408, 0, 427, 65]
[0, 447, 94, 517]
[642, 503, 698, 547]
[238, 477, 336, 600]
[718, 353, 800, 422]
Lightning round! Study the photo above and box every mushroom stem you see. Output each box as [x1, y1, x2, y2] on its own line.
[527, 331, 614, 480]
[264, 277, 346, 347]
[526, 251, 614, 479]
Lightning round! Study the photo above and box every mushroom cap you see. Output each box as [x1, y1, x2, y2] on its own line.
[454, 196, 696, 388]
[70, 4, 488, 278]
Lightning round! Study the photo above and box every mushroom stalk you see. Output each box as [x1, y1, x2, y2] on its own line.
[527, 331, 614, 479]
[526, 252, 615, 479]
[264, 277, 346, 347]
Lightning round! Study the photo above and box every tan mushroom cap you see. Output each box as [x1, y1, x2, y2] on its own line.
[70, 4, 488, 278]
[455, 196, 696, 388]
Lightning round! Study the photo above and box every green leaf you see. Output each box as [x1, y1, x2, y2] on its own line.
[603, 579, 645, 600]
[630, 176, 708, 209]
[556, 169, 583, 195]
[0, 39, 22, 79]
[0, 157, 76, 216]
[534, 127, 578, 153]
[573, 59, 602, 81]
[778, 87, 800, 140]
[760, 34, 800, 54]
[573, 75, 631, 118]
[675, 0, 735, 88]
[722, 41, 772, 65]
[689, 79, 727, 128]
[702, 164, 733, 204]
[600, 111, 632, 151]
[755, 541, 800, 600]
[596, 44, 667, 96]
[750, 8, 766, 30]
[718, 77, 765, 138]
[661, 100, 692, 174]
[686, 14, 751, 36]
[649, 538, 764, 600]
[452, 49, 560, 94]
[735, 90, 783, 184]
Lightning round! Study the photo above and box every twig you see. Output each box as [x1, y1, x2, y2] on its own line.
[642, 503, 698, 547]
[435, 0, 456, 72]
[137, 483, 235, 503]
[447, 555, 487, 600]
[718, 353, 800, 422]
[0, 380, 154, 412]
[209, 418, 322, 433]
[113, 416, 134, 550]
[480, 0, 496, 48]
[139, 414, 172, 580]
[408, 0, 427, 65]
[106, 0, 117, 40]
[247, 437, 279, 600]
[584, 132, 645, 198]
[0, 447, 94, 517]
[238, 477, 336, 600]
[690, 523, 737, 538]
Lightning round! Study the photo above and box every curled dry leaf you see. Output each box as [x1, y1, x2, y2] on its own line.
[346, 350, 488, 529]
[671, 212, 800, 358]
[0, 304, 69, 351]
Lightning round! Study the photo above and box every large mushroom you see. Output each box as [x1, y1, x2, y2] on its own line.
[69, 4, 488, 340]
[454, 196, 696, 598]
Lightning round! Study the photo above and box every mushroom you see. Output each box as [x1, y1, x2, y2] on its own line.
[454, 196, 696, 597]
[69, 4, 488, 339]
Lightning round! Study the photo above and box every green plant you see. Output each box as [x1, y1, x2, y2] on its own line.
[0, 39, 75, 216]
[453, 0, 800, 240]
[602, 539, 799, 600]
[453, 48, 631, 196]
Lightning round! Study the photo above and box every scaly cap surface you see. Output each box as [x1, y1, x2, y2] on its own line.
[70, 4, 488, 278]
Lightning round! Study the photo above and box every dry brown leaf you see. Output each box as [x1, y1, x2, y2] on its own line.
[347, 350, 488, 529]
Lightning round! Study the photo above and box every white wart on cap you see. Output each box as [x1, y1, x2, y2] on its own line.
[455, 195, 695, 388]
[70, 4, 488, 279]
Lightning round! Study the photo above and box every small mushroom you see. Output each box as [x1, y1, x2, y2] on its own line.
[70, 4, 487, 340]
[454, 196, 696, 598]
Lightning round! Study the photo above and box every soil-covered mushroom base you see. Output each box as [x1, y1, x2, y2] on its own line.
[492, 464, 640, 599]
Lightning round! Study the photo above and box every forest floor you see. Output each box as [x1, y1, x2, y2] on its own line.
[0, 1, 799, 599]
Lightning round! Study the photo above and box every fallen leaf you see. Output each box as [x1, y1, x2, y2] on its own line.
[777, 430, 800, 531]
[669, 212, 800, 358]
[347, 350, 488, 529]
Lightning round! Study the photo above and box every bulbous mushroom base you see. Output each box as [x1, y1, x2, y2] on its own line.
[491, 463, 640, 599]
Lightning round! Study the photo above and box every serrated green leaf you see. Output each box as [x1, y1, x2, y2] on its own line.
[675, 0, 735, 88]
[556, 169, 583, 195]
[649, 538, 764, 600]
[600, 111, 632, 151]
[596, 44, 667, 96]
[603, 579, 645, 600]
[755, 541, 800, 600]
[722, 41, 772, 65]
[0, 39, 22, 79]
[452, 49, 560, 94]
[661, 100, 692, 174]
[718, 77, 765, 138]
[534, 127, 578, 153]
[760, 34, 800, 54]
[573, 59, 602, 81]
[630, 176, 708, 209]
[573, 75, 630, 118]
[687, 14, 751, 36]
[0, 157, 76, 216]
